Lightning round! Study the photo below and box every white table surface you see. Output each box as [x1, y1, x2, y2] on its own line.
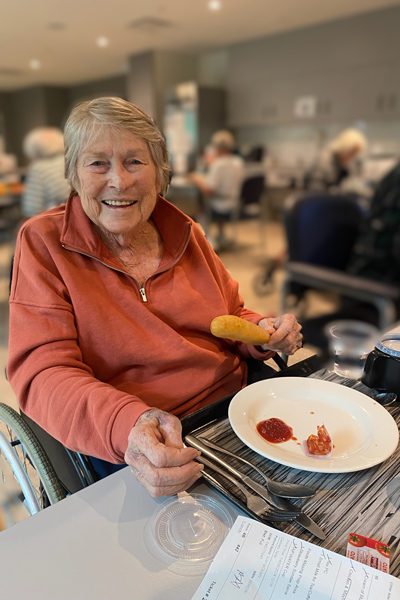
[0, 468, 237, 599]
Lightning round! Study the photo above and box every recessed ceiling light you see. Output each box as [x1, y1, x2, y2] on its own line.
[208, 0, 222, 11]
[29, 59, 41, 70]
[96, 36, 109, 48]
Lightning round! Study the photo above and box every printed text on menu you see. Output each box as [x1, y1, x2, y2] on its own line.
[191, 517, 399, 600]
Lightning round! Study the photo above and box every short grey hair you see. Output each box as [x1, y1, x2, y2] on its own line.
[211, 130, 236, 151]
[64, 97, 170, 194]
[23, 127, 64, 160]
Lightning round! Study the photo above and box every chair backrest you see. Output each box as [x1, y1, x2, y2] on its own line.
[285, 193, 366, 270]
[239, 175, 265, 219]
[240, 175, 265, 205]
[240, 175, 265, 207]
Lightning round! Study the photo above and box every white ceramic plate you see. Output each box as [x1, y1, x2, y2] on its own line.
[228, 377, 399, 473]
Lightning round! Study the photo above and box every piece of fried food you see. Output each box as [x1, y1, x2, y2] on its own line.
[306, 424, 332, 456]
[210, 315, 270, 345]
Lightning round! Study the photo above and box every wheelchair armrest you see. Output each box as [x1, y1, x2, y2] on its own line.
[285, 262, 400, 303]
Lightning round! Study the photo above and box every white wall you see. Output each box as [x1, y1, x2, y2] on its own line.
[227, 6, 400, 171]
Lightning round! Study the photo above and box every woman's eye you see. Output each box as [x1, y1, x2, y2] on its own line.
[87, 161, 109, 172]
[127, 159, 142, 166]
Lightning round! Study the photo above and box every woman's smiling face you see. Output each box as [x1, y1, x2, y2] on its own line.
[76, 127, 159, 239]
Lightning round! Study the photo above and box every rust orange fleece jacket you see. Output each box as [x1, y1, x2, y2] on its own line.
[8, 196, 272, 462]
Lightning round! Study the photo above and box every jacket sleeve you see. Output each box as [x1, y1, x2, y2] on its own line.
[7, 225, 150, 463]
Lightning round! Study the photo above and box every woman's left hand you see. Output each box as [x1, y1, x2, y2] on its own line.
[259, 314, 303, 355]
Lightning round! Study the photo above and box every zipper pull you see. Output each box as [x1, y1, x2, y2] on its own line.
[139, 287, 148, 302]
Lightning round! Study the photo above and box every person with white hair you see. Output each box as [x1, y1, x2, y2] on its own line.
[22, 127, 70, 217]
[305, 128, 368, 194]
[190, 130, 244, 250]
[8, 97, 303, 493]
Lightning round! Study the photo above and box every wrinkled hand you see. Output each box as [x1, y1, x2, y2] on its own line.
[259, 314, 303, 355]
[124, 408, 203, 497]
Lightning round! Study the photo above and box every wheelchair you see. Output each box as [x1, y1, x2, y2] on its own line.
[277, 191, 400, 349]
[252, 191, 367, 299]
[0, 403, 97, 528]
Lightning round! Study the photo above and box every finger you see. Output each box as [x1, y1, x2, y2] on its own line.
[129, 421, 199, 467]
[282, 334, 303, 354]
[146, 470, 204, 497]
[289, 328, 303, 346]
[268, 328, 303, 353]
[148, 444, 199, 468]
[281, 330, 302, 348]
[258, 317, 276, 335]
[273, 318, 295, 337]
[126, 438, 199, 469]
[270, 315, 298, 345]
[268, 328, 291, 346]
[274, 313, 297, 329]
[142, 471, 204, 498]
[129, 453, 204, 489]
[273, 313, 290, 328]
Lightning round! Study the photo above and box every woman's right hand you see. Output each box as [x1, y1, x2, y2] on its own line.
[124, 408, 203, 497]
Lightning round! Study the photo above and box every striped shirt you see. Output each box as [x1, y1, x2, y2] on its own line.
[22, 154, 70, 217]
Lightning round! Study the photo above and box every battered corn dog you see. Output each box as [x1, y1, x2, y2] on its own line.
[210, 315, 270, 345]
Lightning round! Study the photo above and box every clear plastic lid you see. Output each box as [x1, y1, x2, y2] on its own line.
[144, 493, 233, 576]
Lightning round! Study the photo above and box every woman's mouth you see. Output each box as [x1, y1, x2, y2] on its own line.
[102, 200, 138, 208]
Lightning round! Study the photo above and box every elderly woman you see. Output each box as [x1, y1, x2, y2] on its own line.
[305, 128, 368, 194]
[8, 97, 302, 497]
[22, 127, 70, 218]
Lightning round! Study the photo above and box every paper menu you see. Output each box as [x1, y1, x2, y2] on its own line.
[191, 517, 399, 600]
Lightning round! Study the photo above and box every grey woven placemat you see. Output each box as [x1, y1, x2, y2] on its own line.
[195, 369, 400, 576]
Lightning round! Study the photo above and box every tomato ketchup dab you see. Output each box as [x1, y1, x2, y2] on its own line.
[256, 417, 293, 443]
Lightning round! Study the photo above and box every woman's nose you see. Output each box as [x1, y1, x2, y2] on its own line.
[108, 165, 131, 191]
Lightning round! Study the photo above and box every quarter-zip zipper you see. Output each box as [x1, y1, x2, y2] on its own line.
[61, 243, 152, 303]
[61, 219, 191, 305]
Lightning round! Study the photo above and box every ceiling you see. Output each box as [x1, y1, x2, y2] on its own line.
[1, 0, 400, 90]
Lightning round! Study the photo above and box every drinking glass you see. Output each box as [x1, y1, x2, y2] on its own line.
[325, 320, 379, 379]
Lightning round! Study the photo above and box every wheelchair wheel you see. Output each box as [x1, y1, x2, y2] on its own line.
[0, 403, 66, 527]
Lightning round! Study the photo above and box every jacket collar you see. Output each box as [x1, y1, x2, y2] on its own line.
[60, 194, 192, 271]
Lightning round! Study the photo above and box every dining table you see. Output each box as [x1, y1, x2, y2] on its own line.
[0, 355, 399, 598]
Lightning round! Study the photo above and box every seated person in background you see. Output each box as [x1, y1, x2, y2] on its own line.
[22, 127, 70, 218]
[305, 128, 369, 196]
[301, 161, 400, 350]
[7, 97, 302, 497]
[190, 130, 244, 249]
[347, 161, 400, 284]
